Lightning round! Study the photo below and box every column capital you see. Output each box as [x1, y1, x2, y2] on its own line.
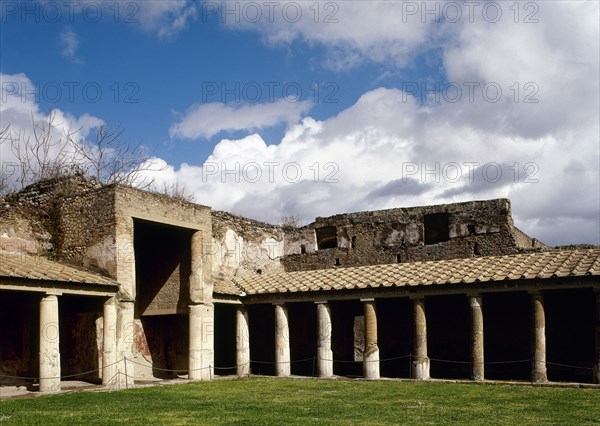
[469, 296, 482, 308]
[314, 300, 329, 305]
[360, 298, 375, 302]
[272, 301, 286, 306]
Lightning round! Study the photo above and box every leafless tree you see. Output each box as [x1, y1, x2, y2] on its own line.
[6, 112, 81, 189]
[2, 112, 164, 193]
[281, 215, 303, 230]
[74, 122, 164, 189]
[0, 123, 12, 194]
[160, 180, 195, 202]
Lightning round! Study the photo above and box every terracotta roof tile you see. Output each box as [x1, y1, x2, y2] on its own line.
[233, 249, 600, 296]
[0, 251, 117, 286]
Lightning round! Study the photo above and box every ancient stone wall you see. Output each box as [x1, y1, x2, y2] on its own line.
[282, 199, 543, 272]
[211, 211, 285, 292]
[57, 186, 117, 277]
[0, 176, 100, 257]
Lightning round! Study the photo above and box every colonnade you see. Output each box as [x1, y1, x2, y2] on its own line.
[33, 288, 600, 392]
[231, 291, 600, 383]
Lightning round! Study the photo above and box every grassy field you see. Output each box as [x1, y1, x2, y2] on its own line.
[1, 378, 599, 425]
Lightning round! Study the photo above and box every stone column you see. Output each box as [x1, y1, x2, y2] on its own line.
[469, 295, 484, 381]
[316, 301, 333, 377]
[531, 291, 547, 383]
[595, 290, 600, 384]
[116, 300, 135, 388]
[189, 303, 214, 380]
[236, 305, 250, 377]
[189, 230, 214, 381]
[39, 294, 61, 392]
[412, 297, 430, 380]
[102, 297, 118, 387]
[362, 298, 380, 379]
[274, 303, 291, 376]
[190, 231, 210, 304]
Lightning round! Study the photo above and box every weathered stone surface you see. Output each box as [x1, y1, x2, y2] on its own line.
[363, 299, 380, 379]
[413, 297, 430, 380]
[470, 296, 484, 381]
[282, 199, 545, 272]
[212, 211, 285, 291]
[316, 301, 333, 377]
[39, 294, 60, 392]
[531, 292, 548, 383]
[274, 303, 290, 377]
[236, 306, 250, 376]
[189, 303, 214, 381]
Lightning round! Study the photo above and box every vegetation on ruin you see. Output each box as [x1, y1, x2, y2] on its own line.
[1, 378, 598, 425]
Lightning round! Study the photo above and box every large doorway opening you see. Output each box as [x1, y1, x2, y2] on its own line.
[248, 304, 275, 376]
[545, 288, 595, 383]
[484, 292, 530, 381]
[133, 219, 196, 378]
[214, 303, 237, 376]
[59, 295, 104, 383]
[0, 291, 39, 388]
[378, 297, 413, 378]
[288, 302, 317, 376]
[427, 295, 470, 379]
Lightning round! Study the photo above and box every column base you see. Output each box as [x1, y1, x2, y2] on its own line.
[237, 348, 250, 377]
[317, 348, 334, 377]
[531, 369, 548, 383]
[363, 349, 380, 379]
[412, 357, 430, 380]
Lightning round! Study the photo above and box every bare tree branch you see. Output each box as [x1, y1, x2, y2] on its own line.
[74, 123, 165, 188]
[3, 112, 164, 192]
[0, 123, 12, 194]
[160, 180, 195, 202]
[6, 112, 82, 189]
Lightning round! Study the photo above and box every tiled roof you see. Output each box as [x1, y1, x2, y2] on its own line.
[214, 272, 245, 296]
[0, 251, 118, 286]
[233, 249, 600, 296]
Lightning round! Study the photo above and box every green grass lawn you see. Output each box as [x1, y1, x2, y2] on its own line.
[1, 378, 599, 425]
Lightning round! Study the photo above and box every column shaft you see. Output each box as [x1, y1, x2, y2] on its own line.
[363, 299, 380, 379]
[413, 297, 430, 380]
[531, 292, 547, 383]
[236, 306, 250, 377]
[102, 298, 117, 387]
[470, 296, 484, 381]
[190, 231, 211, 304]
[116, 300, 135, 388]
[274, 303, 291, 376]
[316, 302, 333, 377]
[595, 291, 600, 384]
[39, 294, 61, 392]
[189, 303, 214, 380]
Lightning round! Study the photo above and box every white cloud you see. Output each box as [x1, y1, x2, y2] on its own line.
[3, 2, 598, 246]
[220, 0, 436, 68]
[153, 2, 599, 245]
[169, 99, 312, 139]
[59, 27, 83, 64]
[0, 73, 103, 190]
[136, 0, 198, 40]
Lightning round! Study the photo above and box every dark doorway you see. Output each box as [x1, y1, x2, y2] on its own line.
[427, 295, 470, 379]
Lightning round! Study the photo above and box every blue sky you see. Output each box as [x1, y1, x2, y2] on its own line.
[1, 1, 599, 245]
